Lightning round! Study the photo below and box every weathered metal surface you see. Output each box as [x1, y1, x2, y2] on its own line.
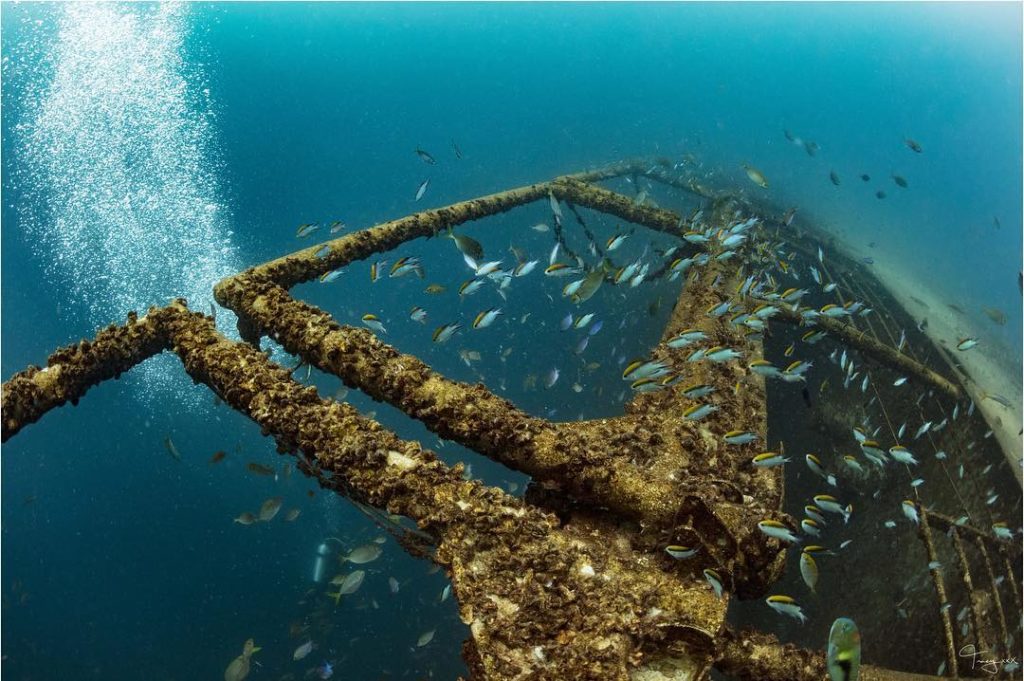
[0, 301, 953, 681]
[214, 171, 787, 597]
[975, 537, 1013, 664]
[1, 310, 167, 441]
[626, 218, 785, 598]
[551, 176, 683, 233]
[768, 305, 962, 400]
[919, 508, 959, 677]
[166, 302, 730, 680]
[2, 162, 1010, 681]
[215, 276, 722, 557]
[950, 528, 990, 655]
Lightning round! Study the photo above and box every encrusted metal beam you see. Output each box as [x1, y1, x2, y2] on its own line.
[950, 528, 990, 655]
[769, 306, 962, 400]
[214, 170, 788, 597]
[551, 176, 683, 233]
[229, 161, 644, 293]
[158, 301, 729, 680]
[0, 303, 954, 681]
[975, 536, 1013, 663]
[1, 311, 167, 441]
[624, 229, 785, 597]
[214, 274, 692, 543]
[921, 510, 1006, 550]
[3, 161, 1002, 681]
[919, 508, 959, 677]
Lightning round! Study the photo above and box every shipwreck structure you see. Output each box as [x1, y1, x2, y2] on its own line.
[2, 161, 1020, 680]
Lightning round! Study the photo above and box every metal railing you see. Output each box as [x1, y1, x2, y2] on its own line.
[3, 161, 1018, 680]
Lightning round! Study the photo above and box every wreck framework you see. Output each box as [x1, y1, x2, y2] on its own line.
[2, 161, 1020, 680]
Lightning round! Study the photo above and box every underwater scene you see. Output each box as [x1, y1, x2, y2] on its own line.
[1, 2, 1022, 680]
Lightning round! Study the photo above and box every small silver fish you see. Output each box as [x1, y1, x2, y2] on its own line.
[901, 500, 919, 524]
[956, 337, 979, 351]
[753, 452, 790, 468]
[889, 446, 918, 465]
[723, 430, 759, 445]
[683, 403, 718, 421]
[293, 640, 315, 661]
[415, 179, 429, 201]
[665, 545, 698, 559]
[758, 519, 800, 543]
[766, 595, 806, 623]
[472, 307, 503, 329]
[432, 322, 461, 343]
[799, 551, 819, 591]
[606, 233, 628, 251]
[361, 314, 386, 334]
[682, 384, 715, 399]
[320, 268, 343, 283]
[703, 568, 724, 598]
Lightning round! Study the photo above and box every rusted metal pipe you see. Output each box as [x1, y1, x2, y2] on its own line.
[974, 536, 1012, 665]
[1, 311, 168, 441]
[919, 508, 959, 677]
[950, 527, 989, 653]
[214, 178, 788, 597]
[768, 306, 962, 400]
[222, 161, 644, 294]
[159, 300, 729, 681]
[3, 161, 1013, 681]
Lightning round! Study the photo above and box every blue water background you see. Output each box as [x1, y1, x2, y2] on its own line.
[2, 3, 1021, 679]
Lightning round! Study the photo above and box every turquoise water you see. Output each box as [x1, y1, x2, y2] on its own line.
[1, 3, 1021, 679]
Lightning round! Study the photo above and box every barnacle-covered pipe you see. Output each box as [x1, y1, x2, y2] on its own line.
[550, 177, 683, 234]
[974, 536, 1014, 664]
[215, 172, 789, 596]
[769, 305, 962, 400]
[628, 248, 787, 598]
[918, 508, 959, 677]
[1, 311, 168, 441]
[221, 162, 644, 295]
[159, 300, 727, 681]
[949, 527, 991, 655]
[213, 275, 713, 552]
